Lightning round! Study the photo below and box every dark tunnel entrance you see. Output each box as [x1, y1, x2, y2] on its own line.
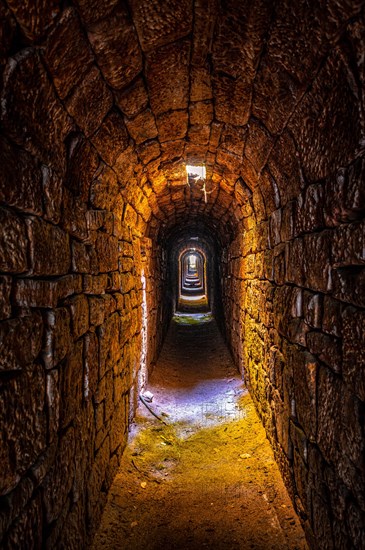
[163, 225, 227, 332]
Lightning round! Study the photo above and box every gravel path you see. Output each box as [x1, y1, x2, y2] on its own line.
[92, 314, 308, 550]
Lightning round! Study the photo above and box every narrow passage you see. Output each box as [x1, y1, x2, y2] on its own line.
[93, 314, 308, 550]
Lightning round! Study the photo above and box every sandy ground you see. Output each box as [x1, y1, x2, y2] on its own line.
[92, 313, 308, 550]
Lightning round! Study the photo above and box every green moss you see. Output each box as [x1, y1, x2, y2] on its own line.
[173, 312, 213, 325]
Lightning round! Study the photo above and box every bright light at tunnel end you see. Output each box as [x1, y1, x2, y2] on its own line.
[186, 164, 206, 181]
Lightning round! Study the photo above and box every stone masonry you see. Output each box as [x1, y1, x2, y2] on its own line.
[0, 1, 364, 548]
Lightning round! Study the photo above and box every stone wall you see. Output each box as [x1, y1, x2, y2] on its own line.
[221, 40, 365, 550]
[1, 0, 364, 548]
[0, 6, 168, 546]
[0, 198, 166, 547]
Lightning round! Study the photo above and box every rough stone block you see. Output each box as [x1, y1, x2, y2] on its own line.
[213, 73, 251, 126]
[332, 220, 365, 269]
[156, 110, 188, 143]
[253, 59, 303, 135]
[0, 137, 43, 216]
[289, 49, 362, 182]
[188, 124, 210, 146]
[103, 371, 115, 422]
[189, 101, 213, 126]
[88, 295, 107, 327]
[292, 351, 318, 441]
[113, 293, 124, 311]
[114, 76, 149, 118]
[269, 209, 282, 248]
[42, 7, 94, 100]
[216, 149, 242, 174]
[119, 257, 134, 273]
[72, 400, 94, 507]
[267, 132, 303, 206]
[113, 145, 139, 188]
[346, 501, 365, 549]
[338, 389, 365, 476]
[244, 121, 274, 174]
[0, 276, 12, 321]
[42, 427, 75, 523]
[0, 313, 43, 372]
[331, 266, 365, 308]
[91, 111, 129, 166]
[88, 4, 142, 90]
[46, 370, 60, 444]
[303, 292, 323, 330]
[0, 3, 17, 65]
[310, 491, 334, 548]
[306, 331, 342, 374]
[0, 364, 47, 495]
[190, 66, 212, 102]
[130, 0, 192, 52]
[67, 295, 89, 339]
[120, 273, 135, 294]
[73, 0, 118, 25]
[83, 274, 108, 295]
[60, 341, 84, 428]
[123, 204, 138, 229]
[125, 109, 158, 145]
[84, 331, 99, 401]
[42, 308, 72, 369]
[6, 0, 59, 41]
[3, 493, 43, 549]
[0, 208, 28, 273]
[272, 390, 291, 457]
[72, 240, 98, 274]
[108, 272, 121, 293]
[0, 476, 34, 542]
[94, 371, 109, 405]
[293, 448, 310, 514]
[95, 233, 119, 273]
[90, 163, 120, 211]
[14, 275, 82, 308]
[86, 210, 109, 232]
[65, 66, 113, 137]
[136, 140, 161, 165]
[321, 296, 343, 337]
[342, 307, 365, 401]
[26, 216, 70, 276]
[62, 190, 89, 242]
[41, 165, 63, 225]
[86, 435, 109, 527]
[317, 366, 342, 465]
[98, 313, 121, 378]
[65, 134, 99, 202]
[109, 395, 128, 454]
[146, 40, 190, 115]
[1, 49, 71, 171]
[295, 184, 325, 235]
[303, 232, 332, 293]
[57, 498, 86, 550]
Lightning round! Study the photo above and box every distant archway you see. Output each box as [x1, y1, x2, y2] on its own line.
[178, 248, 209, 312]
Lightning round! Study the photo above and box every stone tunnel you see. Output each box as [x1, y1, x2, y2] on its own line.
[0, 0, 364, 548]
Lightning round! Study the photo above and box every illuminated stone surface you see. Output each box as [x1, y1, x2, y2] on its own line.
[0, 1, 364, 548]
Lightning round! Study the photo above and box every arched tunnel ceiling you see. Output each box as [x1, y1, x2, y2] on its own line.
[2, 0, 363, 246]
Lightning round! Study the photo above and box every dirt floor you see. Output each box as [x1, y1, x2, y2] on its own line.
[92, 313, 308, 550]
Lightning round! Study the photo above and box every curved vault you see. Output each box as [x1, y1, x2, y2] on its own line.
[0, 1, 364, 549]
[2, 0, 362, 247]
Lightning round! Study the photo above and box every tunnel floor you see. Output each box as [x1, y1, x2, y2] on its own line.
[92, 314, 308, 550]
